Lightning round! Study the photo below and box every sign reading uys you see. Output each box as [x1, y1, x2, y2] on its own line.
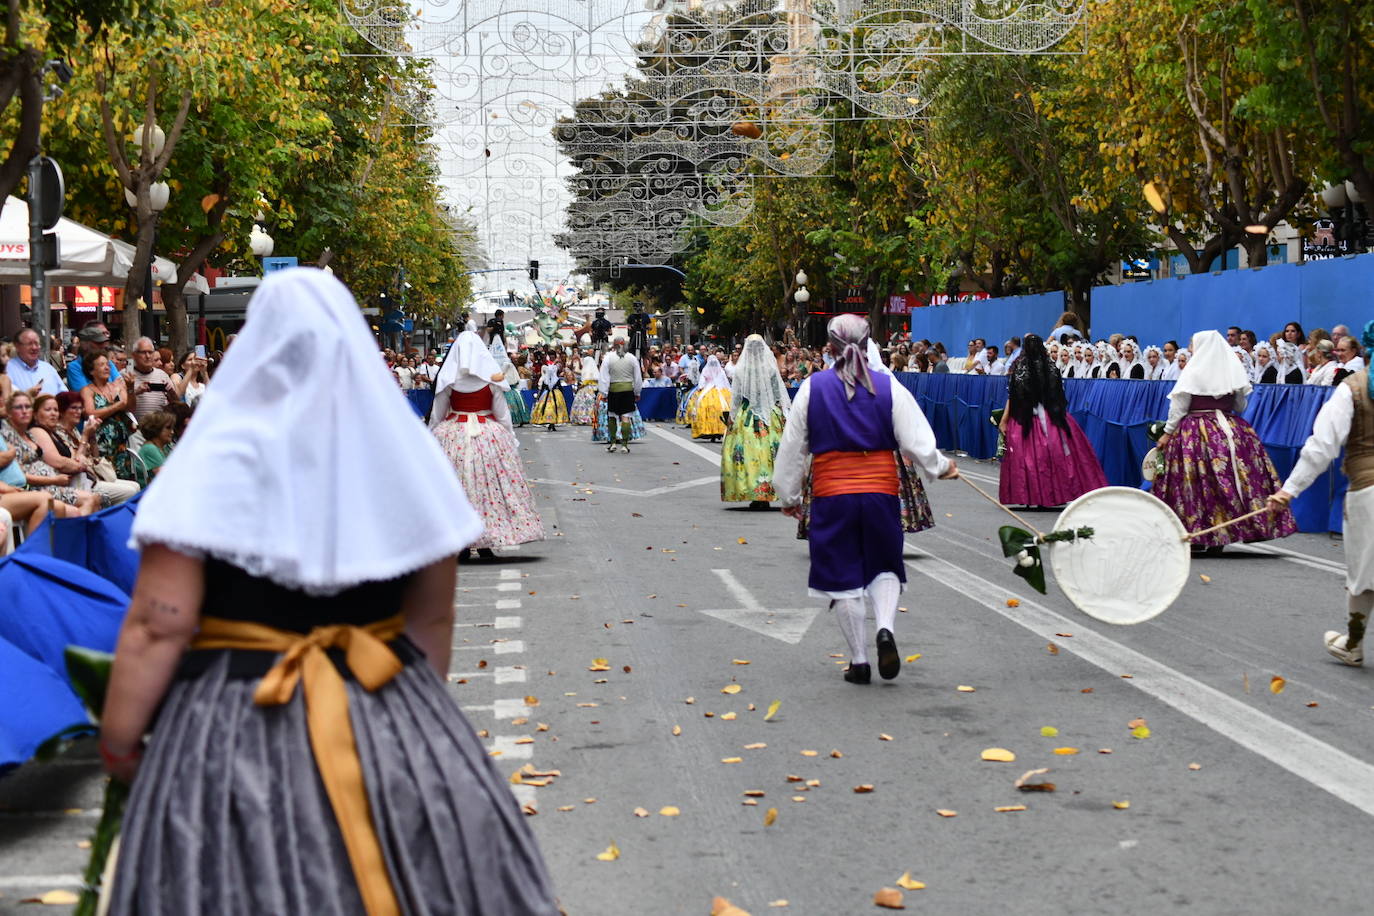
[0, 241, 29, 260]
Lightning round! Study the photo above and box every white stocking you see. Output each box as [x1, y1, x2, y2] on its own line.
[833, 598, 868, 664]
[869, 573, 902, 635]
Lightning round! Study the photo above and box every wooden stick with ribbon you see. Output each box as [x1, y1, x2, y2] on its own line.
[1180, 505, 1276, 542]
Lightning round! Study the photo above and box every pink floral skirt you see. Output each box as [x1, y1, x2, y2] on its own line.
[433, 417, 545, 549]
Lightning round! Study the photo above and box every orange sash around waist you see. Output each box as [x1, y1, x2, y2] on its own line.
[811, 450, 898, 498]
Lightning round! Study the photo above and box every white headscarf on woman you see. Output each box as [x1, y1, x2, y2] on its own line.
[1117, 340, 1146, 379]
[131, 268, 483, 594]
[828, 313, 875, 398]
[1169, 330, 1251, 409]
[732, 334, 790, 417]
[1143, 345, 1165, 380]
[431, 330, 510, 428]
[580, 354, 599, 382]
[697, 354, 730, 392]
[1275, 340, 1305, 383]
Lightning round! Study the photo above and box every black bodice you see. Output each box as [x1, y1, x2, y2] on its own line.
[203, 559, 413, 633]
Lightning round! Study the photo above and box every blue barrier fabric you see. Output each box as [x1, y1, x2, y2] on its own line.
[908, 291, 1066, 350]
[0, 553, 128, 677]
[894, 373, 1343, 533]
[18, 492, 143, 597]
[0, 634, 88, 770]
[1066, 252, 1374, 346]
[405, 388, 435, 419]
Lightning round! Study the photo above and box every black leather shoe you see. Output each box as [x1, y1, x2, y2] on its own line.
[843, 663, 871, 684]
[876, 629, 900, 680]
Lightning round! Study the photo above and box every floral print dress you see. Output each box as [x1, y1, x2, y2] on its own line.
[720, 400, 786, 501]
[91, 390, 143, 485]
[1, 422, 84, 505]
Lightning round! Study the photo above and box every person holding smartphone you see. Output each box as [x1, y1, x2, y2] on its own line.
[129, 336, 180, 424]
[171, 348, 210, 406]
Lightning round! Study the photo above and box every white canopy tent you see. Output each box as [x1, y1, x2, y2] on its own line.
[0, 196, 203, 292]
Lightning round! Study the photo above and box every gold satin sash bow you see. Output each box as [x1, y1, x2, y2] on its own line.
[193, 614, 407, 916]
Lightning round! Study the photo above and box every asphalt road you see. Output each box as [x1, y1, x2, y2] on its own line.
[2, 418, 1369, 915]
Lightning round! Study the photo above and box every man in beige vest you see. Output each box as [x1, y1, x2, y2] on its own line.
[1270, 324, 1374, 667]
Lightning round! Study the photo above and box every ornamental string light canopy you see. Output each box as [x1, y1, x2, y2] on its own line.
[342, 0, 1093, 272]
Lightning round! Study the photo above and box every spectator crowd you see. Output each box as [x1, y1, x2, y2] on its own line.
[0, 321, 215, 550]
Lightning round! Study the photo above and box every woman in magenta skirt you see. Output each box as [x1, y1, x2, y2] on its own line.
[1155, 329, 1297, 553]
[997, 334, 1107, 506]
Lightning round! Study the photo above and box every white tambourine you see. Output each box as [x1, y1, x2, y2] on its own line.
[1141, 446, 1163, 482]
[1049, 486, 1189, 625]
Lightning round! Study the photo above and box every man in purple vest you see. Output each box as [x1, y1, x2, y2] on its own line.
[775, 315, 959, 684]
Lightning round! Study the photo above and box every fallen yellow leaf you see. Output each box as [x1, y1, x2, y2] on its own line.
[721, 684, 742, 695]
[721, 712, 738, 720]
[557, 805, 574, 812]
[1006, 598, 1020, 608]
[765, 700, 781, 721]
[738, 537, 748, 544]
[768, 901, 789, 908]
[1188, 762, 1202, 771]
[935, 809, 957, 818]
[744, 789, 766, 797]
[981, 747, 1016, 762]
[873, 886, 906, 909]
[1113, 800, 1131, 810]
[595, 841, 620, 861]
[994, 805, 1027, 813]
[744, 742, 767, 750]
[896, 872, 926, 891]
[799, 749, 819, 757]
[956, 685, 976, 693]
[791, 795, 807, 802]
[1041, 726, 1059, 737]
[1199, 574, 1211, 583]
[672, 725, 682, 736]
[905, 654, 921, 663]
[23, 891, 80, 905]
[659, 806, 680, 817]
[733, 659, 751, 665]
[633, 807, 649, 818]
[722, 757, 743, 764]
[711, 896, 752, 916]
[1053, 747, 1080, 756]
[853, 784, 875, 794]
[1131, 725, 1151, 739]
[879, 733, 894, 742]
[764, 806, 778, 826]
[524, 695, 539, 706]
[1270, 675, 1286, 694]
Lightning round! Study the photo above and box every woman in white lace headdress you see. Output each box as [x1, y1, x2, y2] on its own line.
[570, 350, 599, 425]
[1275, 340, 1307, 384]
[1118, 340, 1148, 379]
[721, 334, 790, 506]
[690, 354, 732, 441]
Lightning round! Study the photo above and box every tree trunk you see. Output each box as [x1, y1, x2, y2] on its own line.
[0, 46, 41, 219]
[121, 215, 158, 347]
[1242, 233, 1270, 267]
[1068, 280, 1091, 332]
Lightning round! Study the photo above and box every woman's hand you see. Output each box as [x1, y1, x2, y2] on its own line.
[781, 504, 803, 519]
[1157, 432, 1172, 450]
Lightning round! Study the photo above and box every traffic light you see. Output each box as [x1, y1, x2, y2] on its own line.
[528, 259, 539, 281]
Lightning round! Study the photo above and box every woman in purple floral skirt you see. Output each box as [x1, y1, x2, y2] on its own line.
[1155, 329, 1297, 554]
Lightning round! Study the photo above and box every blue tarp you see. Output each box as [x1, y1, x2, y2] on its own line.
[0, 554, 129, 769]
[908, 252, 1374, 349]
[18, 492, 143, 597]
[895, 373, 1343, 534]
[0, 635, 88, 770]
[909, 291, 1066, 350]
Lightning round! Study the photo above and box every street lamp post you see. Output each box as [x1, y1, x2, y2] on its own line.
[126, 175, 170, 341]
[793, 269, 810, 342]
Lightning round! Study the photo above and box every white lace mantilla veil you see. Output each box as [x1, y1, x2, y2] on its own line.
[731, 334, 790, 416]
[1169, 329, 1252, 406]
[131, 268, 484, 594]
[697, 355, 730, 392]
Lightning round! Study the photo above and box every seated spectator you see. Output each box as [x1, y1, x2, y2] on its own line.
[1253, 342, 1277, 384]
[0, 391, 98, 515]
[1333, 335, 1365, 383]
[1307, 340, 1338, 386]
[165, 401, 194, 441]
[41, 392, 140, 506]
[136, 410, 177, 483]
[66, 321, 111, 392]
